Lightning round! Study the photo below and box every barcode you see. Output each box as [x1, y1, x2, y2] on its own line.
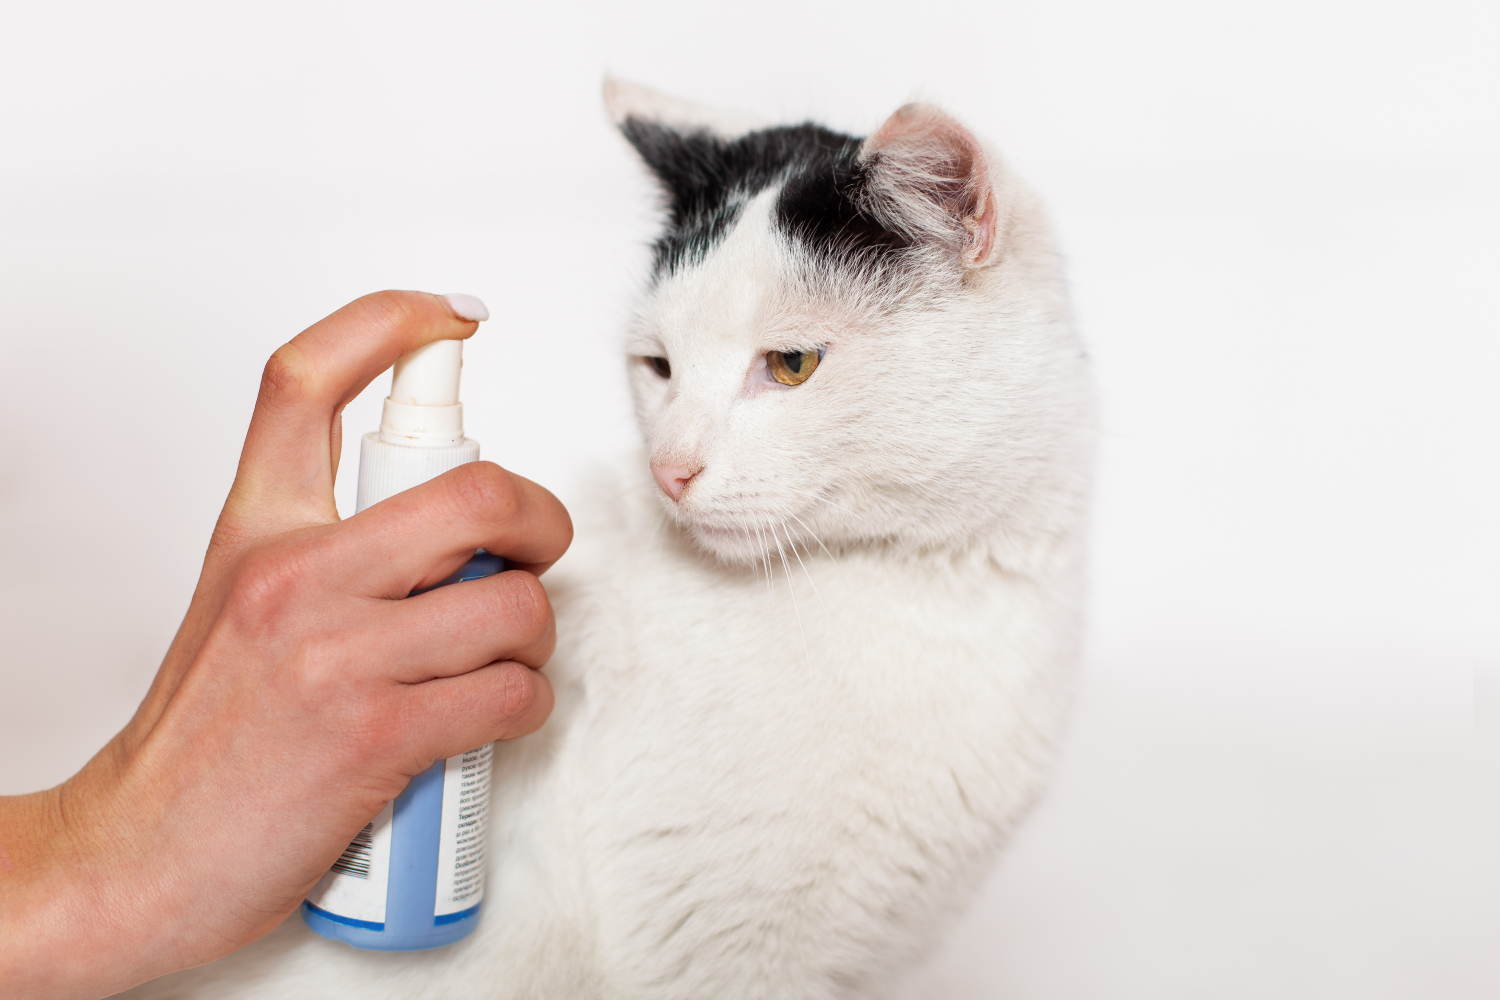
[330, 823, 375, 879]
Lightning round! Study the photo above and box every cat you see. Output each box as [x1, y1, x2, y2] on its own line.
[126, 78, 1095, 1000]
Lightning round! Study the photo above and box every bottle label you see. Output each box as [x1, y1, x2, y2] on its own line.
[434, 743, 493, 917]
[306, 800, 394, 927]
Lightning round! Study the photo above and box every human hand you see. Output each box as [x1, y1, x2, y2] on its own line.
[0, 291, 571, 999]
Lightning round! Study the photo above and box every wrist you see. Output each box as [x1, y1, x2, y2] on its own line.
[0, 787, 97, 999]
[0, 753, 176, 999]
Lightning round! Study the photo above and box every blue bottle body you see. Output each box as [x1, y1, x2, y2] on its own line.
[304, 551, 504, 951]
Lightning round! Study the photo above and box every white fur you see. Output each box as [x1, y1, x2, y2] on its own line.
[127, 87, 1093, 1000]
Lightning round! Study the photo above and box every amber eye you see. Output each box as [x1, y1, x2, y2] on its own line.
[646, 356, 671, 379]
[767, 349, 821, 386]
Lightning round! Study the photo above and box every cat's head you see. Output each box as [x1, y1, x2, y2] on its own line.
[608, 80, 1091, 569]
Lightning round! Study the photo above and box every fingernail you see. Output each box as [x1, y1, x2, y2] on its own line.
[443, 292, 490, 323]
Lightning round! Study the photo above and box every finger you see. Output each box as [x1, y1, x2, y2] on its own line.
[226, 290, 484, 533]
[335, 461, 574, 598]
[399, 660, 555, 761]
[363, 570, 557, 683]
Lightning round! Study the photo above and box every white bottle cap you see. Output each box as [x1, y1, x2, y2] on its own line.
[356, 338, 481, 513]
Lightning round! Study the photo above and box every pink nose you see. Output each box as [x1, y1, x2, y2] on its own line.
[651, 464, 699, 502]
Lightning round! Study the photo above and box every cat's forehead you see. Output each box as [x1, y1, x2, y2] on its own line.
[620, 119, 911, 283]
[636, 192, 888, 364]
[638, 190, 796, 346]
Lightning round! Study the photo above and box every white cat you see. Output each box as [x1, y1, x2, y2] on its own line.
[127, 79, 1094, 1000]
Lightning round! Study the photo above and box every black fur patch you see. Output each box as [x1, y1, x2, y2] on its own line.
[620, 118, 910, 279]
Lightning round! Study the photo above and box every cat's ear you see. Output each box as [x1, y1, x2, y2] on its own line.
[859, 104, 1000, 269]
[605, 79, 767, 211]
[604, 78, 767, 142]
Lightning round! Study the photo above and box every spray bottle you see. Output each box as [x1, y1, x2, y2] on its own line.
[303, 324, 498, 951]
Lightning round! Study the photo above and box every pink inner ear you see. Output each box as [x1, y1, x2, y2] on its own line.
[864, 104, 997, 267]
[964, 188, 997, 267]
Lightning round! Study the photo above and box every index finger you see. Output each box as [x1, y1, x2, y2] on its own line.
[226, 290, 488, 534]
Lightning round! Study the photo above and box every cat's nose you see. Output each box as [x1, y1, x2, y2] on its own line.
[651, 464, 699, 502]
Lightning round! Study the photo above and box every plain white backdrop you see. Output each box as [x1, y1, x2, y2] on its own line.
[1, 1, 1496, 996]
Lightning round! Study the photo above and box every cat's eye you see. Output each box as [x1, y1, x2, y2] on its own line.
[646, 356, 671, 379]
[767, 349, 821, 386]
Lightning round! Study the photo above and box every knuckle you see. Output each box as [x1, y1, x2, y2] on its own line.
[496, 663, 537, 720]
[359, 289, 427, 332]
[225, 533, 333, 627]
[446, 462, 520, 526]
[492, 571, 552, 637]
[229, 547, 306, 624]
[286, 637, 347, 702]
[338, 687, 396, 746]
[259, 343, 321, 406]
[290, 639, 397, 746]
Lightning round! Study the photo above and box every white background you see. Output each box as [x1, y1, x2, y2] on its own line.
[1, 1, 1496, 996]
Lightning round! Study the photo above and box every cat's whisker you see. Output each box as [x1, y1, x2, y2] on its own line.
[765, 532, 778, 592]
[781, 517, 831, 619]
[768, 520, 812, 663]
[753, 523, 775, 592]
[786, 510, 836, 562]
[757, 528, 772, 586]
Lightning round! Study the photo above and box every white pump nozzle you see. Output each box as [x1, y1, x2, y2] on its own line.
[391, 339, 463, 406]
[379, 339, 466, 446]
[356, 337, 481, 512]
